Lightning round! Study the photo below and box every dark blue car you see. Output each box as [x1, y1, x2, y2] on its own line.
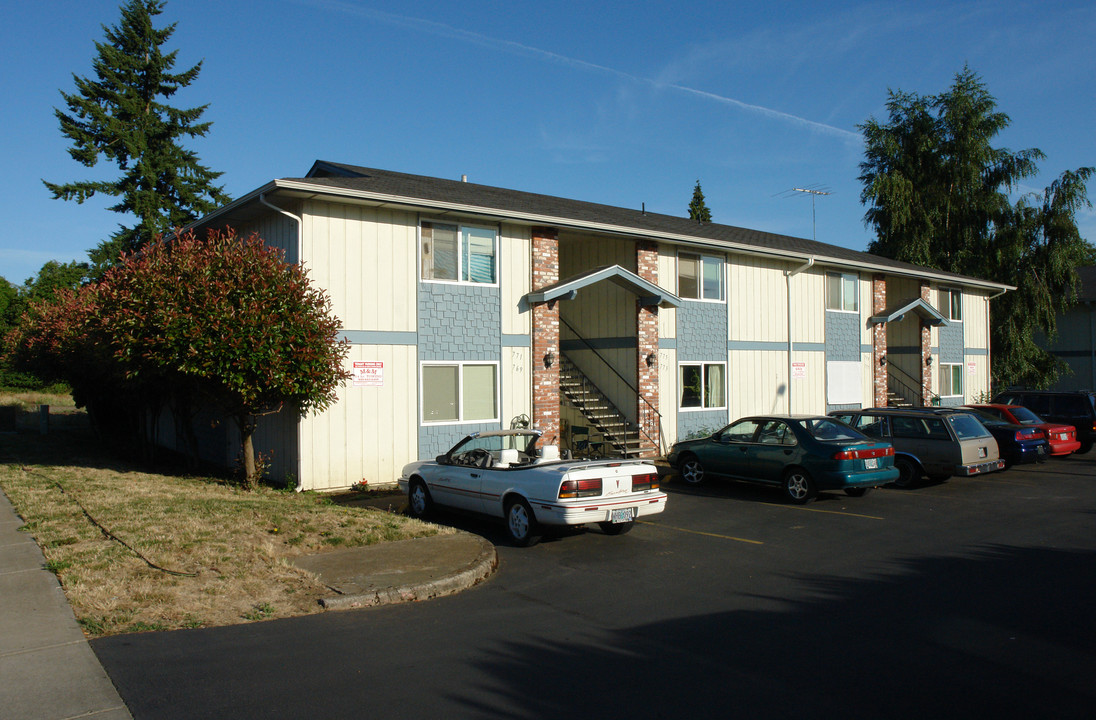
[958, 406, 1048, 466]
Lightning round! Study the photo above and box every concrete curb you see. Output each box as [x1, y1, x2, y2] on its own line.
[317, 534, 498, 610]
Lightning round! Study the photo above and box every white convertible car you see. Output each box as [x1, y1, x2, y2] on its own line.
[399, 429, 667, 546]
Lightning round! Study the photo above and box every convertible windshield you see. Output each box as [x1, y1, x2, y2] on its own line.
[453, 433, 538, 456]
[799, 417, 865, 442]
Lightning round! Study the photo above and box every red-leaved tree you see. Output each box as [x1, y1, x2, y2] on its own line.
[5, 228, 350, 487]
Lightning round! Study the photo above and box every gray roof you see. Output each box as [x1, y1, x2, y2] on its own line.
[192, 160, 1014, 292]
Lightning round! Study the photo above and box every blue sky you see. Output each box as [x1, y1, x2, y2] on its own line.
[2, 0, 1094, 285]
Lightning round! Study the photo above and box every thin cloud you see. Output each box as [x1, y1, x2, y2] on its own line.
[294, 0, 861, 143]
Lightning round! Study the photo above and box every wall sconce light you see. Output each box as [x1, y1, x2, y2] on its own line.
[544, 350, 555, 369]
[646, 352, 657, 368]
[879, 354, 887, 367]
[926, 355, 934, 366]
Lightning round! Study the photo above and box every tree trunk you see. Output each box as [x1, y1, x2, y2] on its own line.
[236, 414, 258, 489]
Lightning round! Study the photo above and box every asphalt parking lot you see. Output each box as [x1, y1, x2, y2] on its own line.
[94, 457, 1096, 719]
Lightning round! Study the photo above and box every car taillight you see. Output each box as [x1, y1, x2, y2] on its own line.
[631, 472, 659, 492]
[833, 446, 894, 460]
[559, 478, 602, 499]
[1016, 429, 1038, 441]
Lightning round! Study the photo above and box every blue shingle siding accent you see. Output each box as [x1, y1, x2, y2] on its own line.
[940, 396, 963, 408]
[417, 283, 502, 455]
[678, 410, 729, 440]
[827, 402, 862, 413]
[825, 311, 861, 362]
[939, 324, 964, 364]
[677, 302, 728, 362]
[418, 283, 501, 361]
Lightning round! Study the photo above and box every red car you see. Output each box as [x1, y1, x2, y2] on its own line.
[964, 403, 1081, 456]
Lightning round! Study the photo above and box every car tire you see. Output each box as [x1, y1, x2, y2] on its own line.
[1079, 442, 1093, 454]
[781, 468, 816, 504]
[892, 457, 921, 489]
[505, 498, 542, 547]
[844, 487, 872, 497]
[679, 455, 706, 484]
[598, 520, 635, 535]
[407, 478, 433, 519]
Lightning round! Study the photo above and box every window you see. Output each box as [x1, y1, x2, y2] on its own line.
[679, 363, 726, 410]
[421, 221, 497, 285]
[940, 363, 963, 398]
[940, 287, 962, 321]
[678, 252, 723, 301]
[421, 362, 499, 424]
[826, 273, 858, 312]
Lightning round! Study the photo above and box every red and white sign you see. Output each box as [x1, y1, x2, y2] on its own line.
[967, 361, 976, 376]
[353, 361, 383, 387]
[792, 362, 807, 379]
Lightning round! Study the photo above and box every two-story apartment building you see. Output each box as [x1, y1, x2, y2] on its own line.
[177, 161, 1011, 491]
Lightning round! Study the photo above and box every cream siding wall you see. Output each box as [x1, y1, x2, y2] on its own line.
[292, 201, 419, 490]
[500, 223, 533, 430]
[962, 290, 991, 401]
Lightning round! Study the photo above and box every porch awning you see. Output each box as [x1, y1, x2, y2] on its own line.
[869, 297, 951, 327]
[523, 264, 681, 308]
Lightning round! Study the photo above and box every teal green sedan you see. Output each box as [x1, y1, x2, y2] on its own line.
[667, 415, 899, 503]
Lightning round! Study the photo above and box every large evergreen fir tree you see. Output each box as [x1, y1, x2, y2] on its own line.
[44, 0, 230, 275]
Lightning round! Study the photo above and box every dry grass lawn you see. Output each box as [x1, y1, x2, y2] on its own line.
[0, 424, 445, 637]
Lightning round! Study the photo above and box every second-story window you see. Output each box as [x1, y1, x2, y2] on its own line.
[826, 272, 858, 312]
[940, 287, 962, 321]
[421, 221, 497, 285]
[678, 252, 723, 301]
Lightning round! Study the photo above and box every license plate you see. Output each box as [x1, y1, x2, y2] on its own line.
[864, 458, 878, 469]
[610, 508, 634, 524]
[1059, 433, 1069, 441]
[978, 447, 987, 458]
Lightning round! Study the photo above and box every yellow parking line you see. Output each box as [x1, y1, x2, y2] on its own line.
[639, 520, 763, 545]
[759, 503, 885, 520]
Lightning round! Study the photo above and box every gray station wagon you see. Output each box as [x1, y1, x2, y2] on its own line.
[828, 408, 1005, 487]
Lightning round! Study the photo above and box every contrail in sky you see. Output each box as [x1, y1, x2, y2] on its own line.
[298, 0, 863, 143]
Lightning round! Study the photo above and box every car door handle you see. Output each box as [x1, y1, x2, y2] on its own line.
[471, 473, 481, 479]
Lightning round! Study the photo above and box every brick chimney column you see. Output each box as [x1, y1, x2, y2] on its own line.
[531, 227, 560, 443]
[920, 282, 933, 405]
[872, 275, 888, 408]
[636, 241, 661, 454]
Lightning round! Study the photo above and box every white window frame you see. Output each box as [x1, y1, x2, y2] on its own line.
[420, 361, 501, 425]
[940, 362, 963, 398]
[678, 362, 728, 411]
[825, 272, 859, 313]
[419, 220, 499, 287]
[677, 252, 724, 302]
[941, 287, 962, 321]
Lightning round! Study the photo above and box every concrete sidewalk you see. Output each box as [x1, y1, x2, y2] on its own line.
[0, 490, 131, 720]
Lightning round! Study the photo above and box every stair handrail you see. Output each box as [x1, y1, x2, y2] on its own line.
[560, 317, 665, 454]
[887, 362, 923, 407]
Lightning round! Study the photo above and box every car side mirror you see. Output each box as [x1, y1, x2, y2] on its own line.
[436, 454, 449, 464]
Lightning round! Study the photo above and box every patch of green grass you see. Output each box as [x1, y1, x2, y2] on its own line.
[243, 602, 275, 621]
[44, 559, 73, 574]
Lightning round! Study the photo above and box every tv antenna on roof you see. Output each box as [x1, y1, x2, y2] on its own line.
[776, 185, 832, 242]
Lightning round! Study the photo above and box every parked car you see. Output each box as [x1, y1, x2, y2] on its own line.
[964, 403, 1080, 457]
[399, 429, 666, 546]
[991, 390, 1096, 454]
[957, 406, 1049, 466]
[666, 415, 898, 504]
[828, 408, 1005, 488]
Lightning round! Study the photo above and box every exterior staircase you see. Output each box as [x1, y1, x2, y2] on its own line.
[559, 354, 658, 458]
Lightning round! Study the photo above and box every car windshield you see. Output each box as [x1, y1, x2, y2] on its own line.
[1008, 406, 1043, 425]
[947, 413, 991, 439]
[453, 433, 538, 456]
[799, 417, 865, 442]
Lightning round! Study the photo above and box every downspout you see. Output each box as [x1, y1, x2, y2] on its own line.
[259, 193, 305, 491]
[785, 256, 815, 413]
[985, 286, 1009, 397]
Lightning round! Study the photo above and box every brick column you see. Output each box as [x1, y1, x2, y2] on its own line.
[920, 282, 933, 405]
[636, 241, 660, 454]
[531, 227, 560, 444]
[872, 275, 888, 408]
